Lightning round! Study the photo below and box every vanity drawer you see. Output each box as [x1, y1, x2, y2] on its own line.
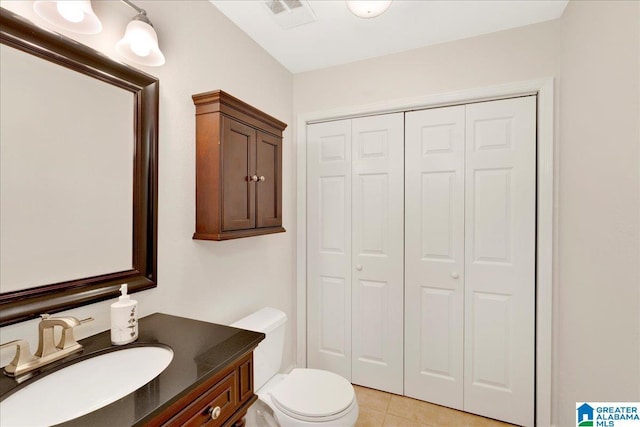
[164, 371, 238, 427]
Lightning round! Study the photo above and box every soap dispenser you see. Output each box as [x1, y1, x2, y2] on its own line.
[110, 284, 138, 345]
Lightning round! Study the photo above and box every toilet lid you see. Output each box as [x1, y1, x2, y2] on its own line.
[270, 369, 355, 420]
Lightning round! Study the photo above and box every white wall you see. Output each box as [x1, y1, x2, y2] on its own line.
[293, 19, 561, 113]
[293, 3, 640, 425]
[558, 2, 640, 426]
[0, 1, 297, 371]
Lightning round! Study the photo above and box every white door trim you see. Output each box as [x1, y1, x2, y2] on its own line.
[296, 78, 555, 426]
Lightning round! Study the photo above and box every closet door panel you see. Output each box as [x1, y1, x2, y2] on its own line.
[464, 96, 536, 426]
[351, 113, 404, 394]
[404, 106, 465, 409]
[307, 120, 352, 380]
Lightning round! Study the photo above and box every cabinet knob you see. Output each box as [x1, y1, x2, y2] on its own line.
[451, 272, 459, 279]
[208, 406, 221, 420]
[356, 264, 363, 271]
[250, 175, 259, 182]
[259, 175, 266, 182]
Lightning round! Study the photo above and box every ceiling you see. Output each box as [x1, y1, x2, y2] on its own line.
[210, 0, 568, 74]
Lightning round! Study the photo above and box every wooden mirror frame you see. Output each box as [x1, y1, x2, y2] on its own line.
[0, 8, 159, 326]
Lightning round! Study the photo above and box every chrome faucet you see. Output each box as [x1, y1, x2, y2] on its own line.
[0, 314, 93, 377]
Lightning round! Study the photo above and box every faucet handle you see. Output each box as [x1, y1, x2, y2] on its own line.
[57, 317, 94, 350]
[39, 314, 92, 328]
[1, 339, 37, 376]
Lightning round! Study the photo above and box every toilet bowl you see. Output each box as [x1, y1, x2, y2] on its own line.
[258, 370, 358, 426]
[231, 308, 358, 427]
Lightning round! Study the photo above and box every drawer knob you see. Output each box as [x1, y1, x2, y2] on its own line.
[208, 406, 221, 420]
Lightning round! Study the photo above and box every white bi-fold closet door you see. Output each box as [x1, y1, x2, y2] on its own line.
[307, 96, 536, 426]
[306, 113, 404, 395]
[405, 96, 536, 426]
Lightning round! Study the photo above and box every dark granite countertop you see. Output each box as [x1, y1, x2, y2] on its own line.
[0, 313, 265, 426]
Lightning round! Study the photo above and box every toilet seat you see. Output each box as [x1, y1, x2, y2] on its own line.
[269, 369, 355, 422]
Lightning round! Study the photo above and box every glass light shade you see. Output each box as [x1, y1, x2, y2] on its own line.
[346, 1, 392, 18]
[116, 20, 165, 67]
[33, 1, 102, 34]
[57, 2, 84, 23]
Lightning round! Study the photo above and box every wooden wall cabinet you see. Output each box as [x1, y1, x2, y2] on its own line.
[192, 90, 287, 240]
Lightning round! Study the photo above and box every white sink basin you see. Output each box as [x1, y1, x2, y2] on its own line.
[0, 345, 173, 426]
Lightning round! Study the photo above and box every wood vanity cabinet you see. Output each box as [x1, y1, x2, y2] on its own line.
[192, 90, 287, 240]
[149, 351, 256, 427]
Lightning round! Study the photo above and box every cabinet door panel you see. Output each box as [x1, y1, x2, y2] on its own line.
[221, 116, 255, 231]
[256, 132, 282, 228]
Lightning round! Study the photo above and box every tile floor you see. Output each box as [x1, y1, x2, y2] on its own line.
[353, 385, 517, 427]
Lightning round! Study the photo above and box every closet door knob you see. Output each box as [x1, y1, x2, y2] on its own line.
[250, 175, 259, 182]
[259, 175, 266, 182]
[356, 264, 363, 271]
[450, 272, 459, 279]
[208, 406, 221, 420]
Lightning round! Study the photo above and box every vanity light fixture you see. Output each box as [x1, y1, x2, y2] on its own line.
[115, 0, 165, 67]
[33, 0, 102, 34]
[346, 0, 392, 19]
[33, 0, 165, 67]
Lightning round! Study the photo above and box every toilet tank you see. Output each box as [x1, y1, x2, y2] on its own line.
[231, 307, 287, 390]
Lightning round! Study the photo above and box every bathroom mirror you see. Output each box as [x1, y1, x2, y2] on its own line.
[0, 8, 159, 326]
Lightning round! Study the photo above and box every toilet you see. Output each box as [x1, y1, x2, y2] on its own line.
[231, 308, 359, 427]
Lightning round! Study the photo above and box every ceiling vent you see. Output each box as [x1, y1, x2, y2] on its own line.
[264, 0, 316, 29]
